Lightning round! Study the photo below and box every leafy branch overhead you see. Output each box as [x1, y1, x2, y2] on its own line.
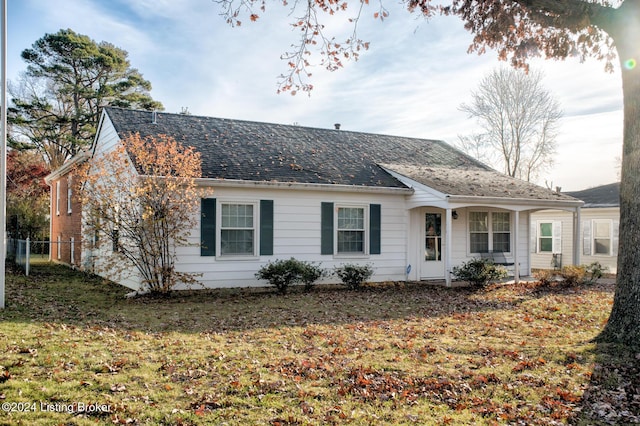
[215, 0, 621, 94]
[216, 0, 385, 94]
[215, 0, 640, 348]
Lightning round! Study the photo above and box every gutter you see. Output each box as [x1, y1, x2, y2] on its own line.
[193, 177, 415, 195]
[582, 203, 619, 209]
[44, 151, 91, 185]
[446, 194, 584, 209]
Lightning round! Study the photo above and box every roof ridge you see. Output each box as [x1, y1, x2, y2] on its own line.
[103, 106, 449, 144]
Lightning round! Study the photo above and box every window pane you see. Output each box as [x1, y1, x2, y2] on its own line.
[337, 230, 364, 253]
[493, 233, 510, 252]
[221, 229, 254, 255]
[492, 212, 510, 232]
[594, 239, 610, 255]
[594, 222, 610, 238]
[425, 213, 442, 261]
[539, 237, 553, 252]
[220, 203, 255, 255]
[425, 237, 441, 261]
[425, 213, 441, 237]
[338, 208, 364, 230]
[470, 233, 488, 253]
[222, 204, 253, 228]
[540, 223, 552, 237]
[469, 212, 488, 232]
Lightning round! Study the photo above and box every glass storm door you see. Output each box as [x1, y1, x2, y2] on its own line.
[422, 212, 444, 279]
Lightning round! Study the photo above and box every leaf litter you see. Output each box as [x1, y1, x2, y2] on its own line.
[0, 263, 637, 424]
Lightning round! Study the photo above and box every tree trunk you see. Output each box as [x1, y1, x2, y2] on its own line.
[598, 2, 640, 347]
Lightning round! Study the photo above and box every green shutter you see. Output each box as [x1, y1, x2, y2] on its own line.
[321, 202, 334, 255]
[201, 198, 216, 256]
[260, 200, 274, 256]
[370, 204, 381, 255]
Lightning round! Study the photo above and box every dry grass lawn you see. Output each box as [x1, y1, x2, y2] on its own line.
[0, 263, 638, 425]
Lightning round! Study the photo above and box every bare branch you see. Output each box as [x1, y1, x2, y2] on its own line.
[78, 133, 204, 294]
[459, 67, 561, 182]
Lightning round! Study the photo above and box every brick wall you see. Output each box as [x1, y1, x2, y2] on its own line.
[50, 172, 83, 266]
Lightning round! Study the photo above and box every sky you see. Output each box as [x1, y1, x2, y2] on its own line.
[7, 0, 624, 191]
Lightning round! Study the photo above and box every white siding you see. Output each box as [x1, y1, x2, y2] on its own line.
[79, 116, 144, 290]
[530, 207, 618, 273]
[175, 186, 409, 289]
[579, 208, 619, 273]
[384, 170, 448, 209]
[447, 208, 469, 271]
[530, 210, 573, 270]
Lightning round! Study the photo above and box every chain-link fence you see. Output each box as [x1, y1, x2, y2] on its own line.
[7, 238, 75, 276]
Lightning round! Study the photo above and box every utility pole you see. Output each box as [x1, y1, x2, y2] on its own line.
[1, 0, 7, 309]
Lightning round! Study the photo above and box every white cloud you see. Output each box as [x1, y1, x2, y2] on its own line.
[9, 0, 624, 191]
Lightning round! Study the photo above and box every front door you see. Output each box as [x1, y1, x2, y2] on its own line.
[422, 211, 445, 279]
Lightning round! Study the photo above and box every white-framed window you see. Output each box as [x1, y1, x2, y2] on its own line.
[201, 198, 274, 258]
[320, 202, 380, 257]
[67, 174, 73, 214]
[56, 181, 61, 216]
[56, 235, 61, 259]
[469, 211, 489, 253]
[337, 206, 366, 254]
[593, 220, 612, 255]
[469, 210, 511, 253]
[492, 212, 511, 252]
[219, 202, 256, 256]
[583, 219, 618, 257]
[537, 221, 562, 253]
[539, 223, 553, 252]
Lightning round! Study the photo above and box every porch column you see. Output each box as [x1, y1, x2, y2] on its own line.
[445, 208, 453, 287]
[573, 206, 581, 266]
[513, 211, 520, 283]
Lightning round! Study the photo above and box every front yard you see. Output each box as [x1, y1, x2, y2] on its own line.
[0, 263, 638, 425]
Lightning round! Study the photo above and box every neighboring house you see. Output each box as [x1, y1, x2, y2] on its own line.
[530, 182, 619, 273]
[44, 152, 89, 267]
[48, 107, 583, 290]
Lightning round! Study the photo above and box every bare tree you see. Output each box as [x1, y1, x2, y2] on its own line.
[459, 67, 562, 182]
[455, 133, 496, 168]
[214, 0, 640, 359]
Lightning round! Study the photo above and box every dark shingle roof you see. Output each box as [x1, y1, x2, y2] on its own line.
[566, 182, 620, 207]
[103, 107, 577, 202]
[105, 107, 486, 188]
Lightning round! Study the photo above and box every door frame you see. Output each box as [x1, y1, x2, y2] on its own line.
[420, 208, 446, 279]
